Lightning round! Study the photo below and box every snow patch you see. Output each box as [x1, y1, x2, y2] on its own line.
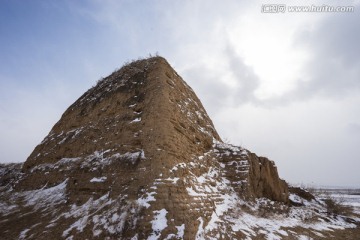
[213, 139, 242, 152]
[112, 150, 145, 164]
[61, 193, 141, 238]
[148, 209, 168, 240]
[137, 191, 156, 208]
[19, 229, 30, 240]
[176, 224, 185, 238]
[23, 179, 68, 210]
[195, 217, 204, 240]
[130, 117, 141, 123]
[164, 177, 179, 184]
[90, 177, 107, 183]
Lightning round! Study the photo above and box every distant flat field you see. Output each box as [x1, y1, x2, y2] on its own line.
[314, 188, 360, 215]
[331, 192, 360, 215]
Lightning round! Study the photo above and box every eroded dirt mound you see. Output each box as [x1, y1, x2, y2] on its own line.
[0, 57, 357, 239]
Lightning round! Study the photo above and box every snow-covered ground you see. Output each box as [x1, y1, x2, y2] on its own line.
[1, 147, 359, 239]
[320, 190, 360, 215]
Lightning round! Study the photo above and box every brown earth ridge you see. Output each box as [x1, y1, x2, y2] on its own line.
[0, 57, 357, 239]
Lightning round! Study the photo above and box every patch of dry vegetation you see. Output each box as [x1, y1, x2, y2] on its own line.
[323, 197, 354, 216]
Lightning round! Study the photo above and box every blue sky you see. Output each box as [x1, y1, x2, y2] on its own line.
[1, 0, 359, 187]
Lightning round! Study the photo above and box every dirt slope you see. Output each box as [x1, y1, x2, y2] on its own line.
[0, 57, 356, 239]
